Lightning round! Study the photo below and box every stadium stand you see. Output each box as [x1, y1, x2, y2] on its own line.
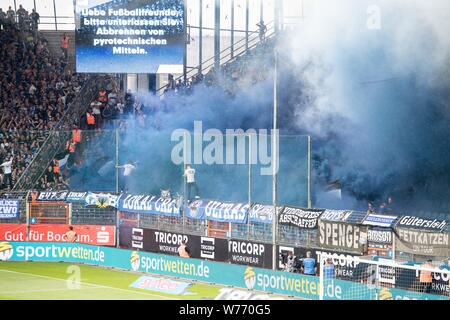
[0, 6, 87, 191]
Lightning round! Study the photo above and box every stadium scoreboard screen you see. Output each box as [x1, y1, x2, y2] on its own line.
[75, 0, 185, 73]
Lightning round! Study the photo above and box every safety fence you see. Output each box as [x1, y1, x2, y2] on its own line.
[1, 241, 448, 300]
[1, 190, 449, 265]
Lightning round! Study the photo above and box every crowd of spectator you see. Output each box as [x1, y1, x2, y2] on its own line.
[1, 11, 274, 192]
[0, 5, 40, 33]
[0, 6, 87, 191]
[162, 37, 275, 98]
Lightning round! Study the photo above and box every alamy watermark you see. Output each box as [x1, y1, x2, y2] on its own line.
[171, 121, 279, 176]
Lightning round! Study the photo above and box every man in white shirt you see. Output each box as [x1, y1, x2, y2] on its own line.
[184, 165, 199, 202]
[116, 161, 137, 192]
[0, 157, 13, 190]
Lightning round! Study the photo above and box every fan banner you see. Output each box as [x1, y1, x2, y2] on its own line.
[118, 193, 181, 217]
[278, 206, 324, 229]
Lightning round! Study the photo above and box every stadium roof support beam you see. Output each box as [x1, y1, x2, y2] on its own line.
[198, 0, 203, 75]
[231, 0, 234, 59]
[214, 0, 220, 71]
[245, 0, 249, 52]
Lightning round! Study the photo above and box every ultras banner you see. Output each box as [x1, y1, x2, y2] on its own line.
[278, 206, 324, 229]
[394, 227, 450, 257]
[184, 200, 249, 224]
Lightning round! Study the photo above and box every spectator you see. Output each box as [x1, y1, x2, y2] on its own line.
[0, 156, 13, 189]
[285, 251, 296, 272]
[439, 258, 450, 271]
[98, 87, 108, 105]
[30, 9, 39, 32]
[16, 5, 27, 29]
[323, 258, 335, 279]
[60, 33, 69, 60]
[302, 251, 317, 276]
[0, 9, 5, 30]
[184, 164, 199, 202]
[63, 226, 77, 242]
[419, 259, 433, 293]
[52, 159, 60, 180]
[55, 175, 69, 190]
[65, 139, 77, 168]
[177, 240, 191, 258]
[256, 21, 267, 42]
[86, 109, 96, 130]
[367, 201, 375, 214]
[44, 165, 55, 185]
[6, 6, 15, 27]
[116, 161, 137, 192]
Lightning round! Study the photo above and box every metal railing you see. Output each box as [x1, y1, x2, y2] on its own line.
[156, 20, 276, 95]
[13, 76, 99, 191]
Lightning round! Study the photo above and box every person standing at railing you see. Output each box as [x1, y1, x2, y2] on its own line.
[0, 156, 13, 190]
[184, 164, 199, 202]
[60, 33, 69, 60]
[256, 21, 267, 42]
[419, 259, 434, 294]
[16, 5, 27, 30]
[6, 6, 15, 28]
[30, 9, 40, 33]
[116, 161, 137, 192]
[0, 9, 6, 31]
[323, 258, 335, 279]
[178, 240, 191, 258]
[302, 251, 317, 276]
[63, 226, 77, 243]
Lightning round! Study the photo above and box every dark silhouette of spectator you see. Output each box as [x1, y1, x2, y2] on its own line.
[0, 9, 6, 30]
[30, 9, 40, 32]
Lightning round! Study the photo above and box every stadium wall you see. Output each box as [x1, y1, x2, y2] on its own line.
[0, 241, 446, 300]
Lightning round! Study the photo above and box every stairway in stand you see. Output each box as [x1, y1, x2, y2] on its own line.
[40, 30, 76, 73]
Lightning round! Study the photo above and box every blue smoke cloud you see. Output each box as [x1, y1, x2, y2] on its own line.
[72, 0, 450, 215]
[280, 0, 450, 212]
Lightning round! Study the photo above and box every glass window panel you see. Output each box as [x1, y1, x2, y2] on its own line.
[16, 0, 35, 12]
[54, 0, 74, 30]
[1, 0, 16, 11]
[248, 0, 260, 32]
[36, 0, 56, 29]
[263, 0, 275, 24]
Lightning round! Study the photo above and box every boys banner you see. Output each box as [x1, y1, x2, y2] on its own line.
[1, 242, 446, 300]
[118, 194, 181, 217]
[185, 200, 249, 224]
[0, 199, 20, 219]
[278, 207, 324, 229]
